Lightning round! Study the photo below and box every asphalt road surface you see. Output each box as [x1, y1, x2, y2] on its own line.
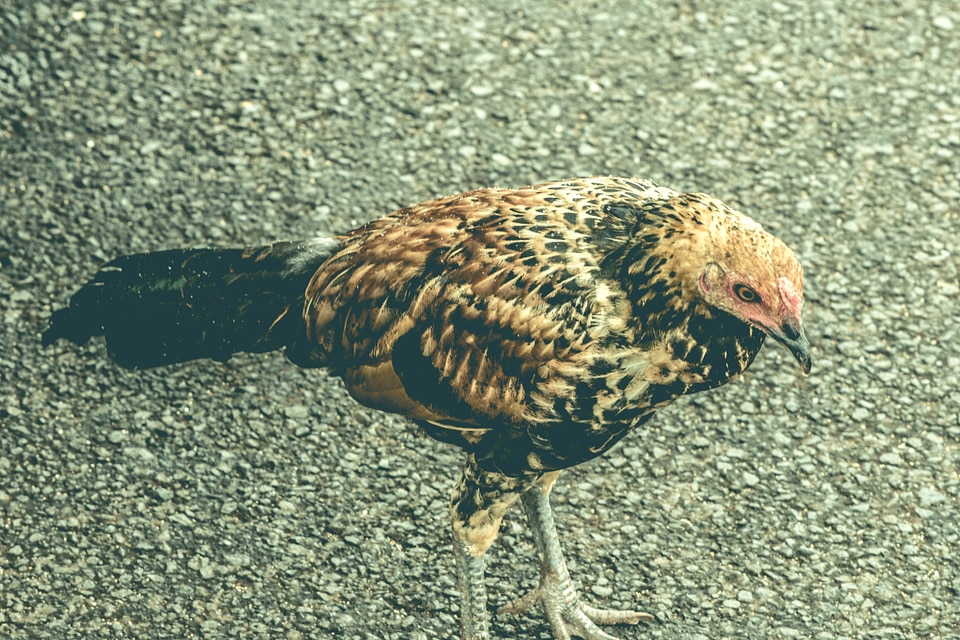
[2, 1, 959, 638]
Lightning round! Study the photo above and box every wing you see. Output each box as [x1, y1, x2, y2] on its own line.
[286, 177, 685, 473]
[291, 180, 646, 418]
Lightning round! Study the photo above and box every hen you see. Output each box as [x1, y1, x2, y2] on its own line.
[44, 177, 811, 640]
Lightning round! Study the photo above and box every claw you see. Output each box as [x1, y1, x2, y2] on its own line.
[499, 579, 651, 640]
[503, 487, 653, 639]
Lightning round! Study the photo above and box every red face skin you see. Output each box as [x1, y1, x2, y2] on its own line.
[701, 269, 810, 374]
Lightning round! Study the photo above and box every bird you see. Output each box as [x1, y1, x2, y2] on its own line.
[43, 176, 811, 640]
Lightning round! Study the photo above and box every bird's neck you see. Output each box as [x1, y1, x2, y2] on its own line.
[681, 306, 766, 391]
[594, 301, 766, 416]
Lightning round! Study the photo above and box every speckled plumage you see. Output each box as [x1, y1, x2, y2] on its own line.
[44, 176, 810, 640]
[289, 178, 797, 476]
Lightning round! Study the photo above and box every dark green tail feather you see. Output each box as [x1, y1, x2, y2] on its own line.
[43, 238, 338, 369]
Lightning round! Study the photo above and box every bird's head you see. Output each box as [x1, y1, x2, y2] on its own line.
[689, 197, 811, 374]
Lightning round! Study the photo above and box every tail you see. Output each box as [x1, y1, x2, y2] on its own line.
[42, 238, 339, 369]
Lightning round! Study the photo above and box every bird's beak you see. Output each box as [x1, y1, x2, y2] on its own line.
[769, 317, 811, 375]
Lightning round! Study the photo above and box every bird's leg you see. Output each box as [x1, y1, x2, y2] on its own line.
[499, 473, 653, 640]
[455, 534, 490, 640]
[451, 455, 533, 640]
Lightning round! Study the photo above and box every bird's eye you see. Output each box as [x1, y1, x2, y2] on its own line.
[733, 284, 761, 303]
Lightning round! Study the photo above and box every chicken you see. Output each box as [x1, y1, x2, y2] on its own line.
[43, 176, 811, 640]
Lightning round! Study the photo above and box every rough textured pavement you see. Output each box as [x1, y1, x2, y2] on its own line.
[2, 1, 959, 638]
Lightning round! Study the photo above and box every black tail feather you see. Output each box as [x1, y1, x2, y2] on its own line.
[43, 238, 338, 369]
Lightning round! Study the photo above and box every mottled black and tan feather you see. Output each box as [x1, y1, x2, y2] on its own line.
[286, 177, 778, 477]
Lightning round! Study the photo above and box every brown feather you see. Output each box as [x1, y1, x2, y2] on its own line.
[282, 177, 805, 478]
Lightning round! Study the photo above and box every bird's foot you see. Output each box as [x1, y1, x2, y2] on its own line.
[498, 573, 652, 640]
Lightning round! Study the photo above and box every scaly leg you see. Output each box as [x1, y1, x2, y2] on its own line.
[500, 476, 653, 640]
[451, 455, 531, 640]
[455, 535, 490, 640]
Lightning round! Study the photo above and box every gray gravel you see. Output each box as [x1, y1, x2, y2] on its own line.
[2, 0, 959, 638]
